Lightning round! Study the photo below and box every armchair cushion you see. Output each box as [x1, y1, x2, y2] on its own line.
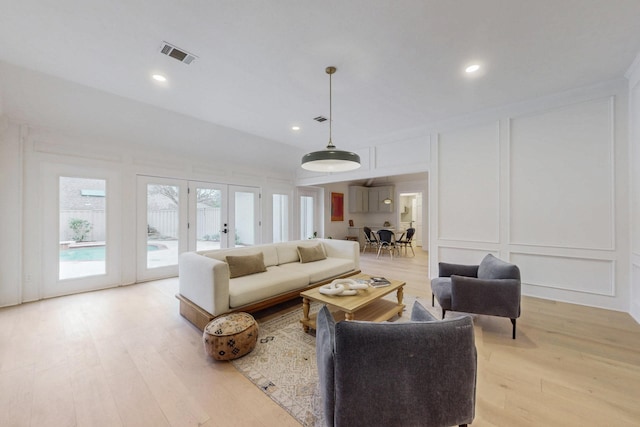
[451, 276, 521, 319]
[438, 261, 479, 278]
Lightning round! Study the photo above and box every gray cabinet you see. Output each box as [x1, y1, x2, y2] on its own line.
[348, 186, 369, 213]
[368, 186, 394, 213]
[349, 185, 393, 213]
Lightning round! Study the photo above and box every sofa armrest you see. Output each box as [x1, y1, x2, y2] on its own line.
[319, 238, 360, 271]
[179, 252, 231, 317]
[439, 262, 479, 278]
[451, 275, 521, 319]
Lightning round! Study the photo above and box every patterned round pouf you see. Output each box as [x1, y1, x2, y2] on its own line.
[203, 312, 259, 361]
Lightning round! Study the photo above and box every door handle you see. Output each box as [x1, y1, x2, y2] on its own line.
[222, 223, 228, 234]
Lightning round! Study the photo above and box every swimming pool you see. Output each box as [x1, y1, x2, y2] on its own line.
[60, 244, 162, 261]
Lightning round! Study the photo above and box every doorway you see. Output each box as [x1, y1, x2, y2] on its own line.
[398, 192, 423, 247]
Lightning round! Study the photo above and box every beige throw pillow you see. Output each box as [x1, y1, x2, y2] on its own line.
[297, 244, 326, 263]
[226, 252, 267, 278]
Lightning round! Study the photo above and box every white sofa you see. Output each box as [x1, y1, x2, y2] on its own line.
[177, 239, 360, 329]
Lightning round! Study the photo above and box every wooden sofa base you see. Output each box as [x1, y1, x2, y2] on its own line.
[176, 269, 361, 331]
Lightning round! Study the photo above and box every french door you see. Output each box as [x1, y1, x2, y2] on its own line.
[42, 164, 121, 298]
[137, 176, 260, 281]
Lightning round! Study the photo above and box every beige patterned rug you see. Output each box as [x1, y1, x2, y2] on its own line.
[230, 294, 435, 426]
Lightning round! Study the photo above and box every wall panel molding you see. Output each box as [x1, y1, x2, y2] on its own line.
[34, 140, 123, 163]
[509, 96, 615, 250]
[436, 121, 500, 243]
[511, 252, 615, 296]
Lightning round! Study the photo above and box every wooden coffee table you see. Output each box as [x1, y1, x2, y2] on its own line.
[300, 273, 405, 332]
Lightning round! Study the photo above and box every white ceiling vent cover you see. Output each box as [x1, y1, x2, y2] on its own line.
[159, 41, 198, 65]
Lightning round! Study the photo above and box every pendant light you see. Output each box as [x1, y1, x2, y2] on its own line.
[301, 66, 361, 172]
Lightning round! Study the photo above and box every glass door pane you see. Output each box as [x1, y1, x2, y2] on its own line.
[137, 176, 187, 281]
[272, 194, 289, 243]
[146, 183, 180, 268]
[59, 177, 106, 280]
[229, 186, 260, 247]
[189, 182, 228, 251]
[300, 195, 314, 239]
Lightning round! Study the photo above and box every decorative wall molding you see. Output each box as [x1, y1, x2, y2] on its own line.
[34, 140, 123, 163]
[132, 156, 187, 171]
[436, 121, 500, 243]
[510, 252, 615, 296]
[508, 96, 616, 251]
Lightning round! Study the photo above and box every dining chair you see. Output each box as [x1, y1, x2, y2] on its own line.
[396, 227, 416, 256]
[361, 226, 379, 253]
[376, 229, 398, 259]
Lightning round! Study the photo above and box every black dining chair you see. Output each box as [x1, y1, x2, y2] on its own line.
[376, 229, 398, 259]
[361, 226, 380, 253]
[396, 227, 416, 256]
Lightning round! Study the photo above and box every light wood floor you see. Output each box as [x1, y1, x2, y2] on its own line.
[1, 248, 639, 426]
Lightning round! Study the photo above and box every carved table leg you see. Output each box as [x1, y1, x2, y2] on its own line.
[397, 286, 404, 316]
[302, 297, 310, 332]
[345, 312, 355, 321]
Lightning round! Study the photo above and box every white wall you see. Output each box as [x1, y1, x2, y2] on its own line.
[627, 55, 640, 322]
[0, 120, 23, 307]
[430, 80, 630, 312]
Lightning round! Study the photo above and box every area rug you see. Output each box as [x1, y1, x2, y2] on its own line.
[230, 294, 437, 426]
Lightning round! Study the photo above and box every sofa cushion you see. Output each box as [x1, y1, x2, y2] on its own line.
[228, 266, 310, 307]
[226, 253, 267, 278]
[280, 257, 355, 283]
[297, 244, 327, 263]
[276, 241, 327, 265]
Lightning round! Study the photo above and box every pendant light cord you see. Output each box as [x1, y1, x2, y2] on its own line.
[327, 67, 335, 149]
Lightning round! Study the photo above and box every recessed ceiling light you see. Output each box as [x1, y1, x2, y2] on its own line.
[291, 126, 300, 131]
[152, 74, 167, 82]
[465, 64, 480, 73]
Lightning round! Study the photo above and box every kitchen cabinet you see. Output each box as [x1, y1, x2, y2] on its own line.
[349, 185, 393, 213]
[368, 186, 394, 213]
[348, 186, 369, 213]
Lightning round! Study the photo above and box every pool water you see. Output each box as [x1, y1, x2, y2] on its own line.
[60, 245, 161, 261]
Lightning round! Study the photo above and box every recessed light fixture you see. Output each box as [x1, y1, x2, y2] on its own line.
[465, 64, 480, 73]
[152, 74, 167, 82]
[291, 126, 300, 131]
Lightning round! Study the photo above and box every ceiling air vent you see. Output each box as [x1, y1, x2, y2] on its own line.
[159, 41, 198, 65]
[313, 116, 328, 122]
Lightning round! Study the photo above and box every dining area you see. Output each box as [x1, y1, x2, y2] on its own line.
[361, 226, 416, 259]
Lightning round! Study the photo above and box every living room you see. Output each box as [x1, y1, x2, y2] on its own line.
[1, 1, 640, 426]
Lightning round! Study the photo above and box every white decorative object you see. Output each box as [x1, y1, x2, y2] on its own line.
[319, 278, 369, 296]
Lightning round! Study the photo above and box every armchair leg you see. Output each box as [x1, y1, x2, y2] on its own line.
[511, 318, 517, 339]
[442, 309, 447, 319]
[431, 293, 434, 307]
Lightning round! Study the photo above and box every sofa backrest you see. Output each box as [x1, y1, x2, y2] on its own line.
[477, 254, 520, 280]
[275, 240, 327, 264]
[201, 245, 279, 267]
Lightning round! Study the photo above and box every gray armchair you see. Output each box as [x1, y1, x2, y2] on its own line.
[316, 302, 477, 427]
[431, 254, 521, 339]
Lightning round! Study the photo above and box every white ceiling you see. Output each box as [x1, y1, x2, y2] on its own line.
[1, 1, 640, 163]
